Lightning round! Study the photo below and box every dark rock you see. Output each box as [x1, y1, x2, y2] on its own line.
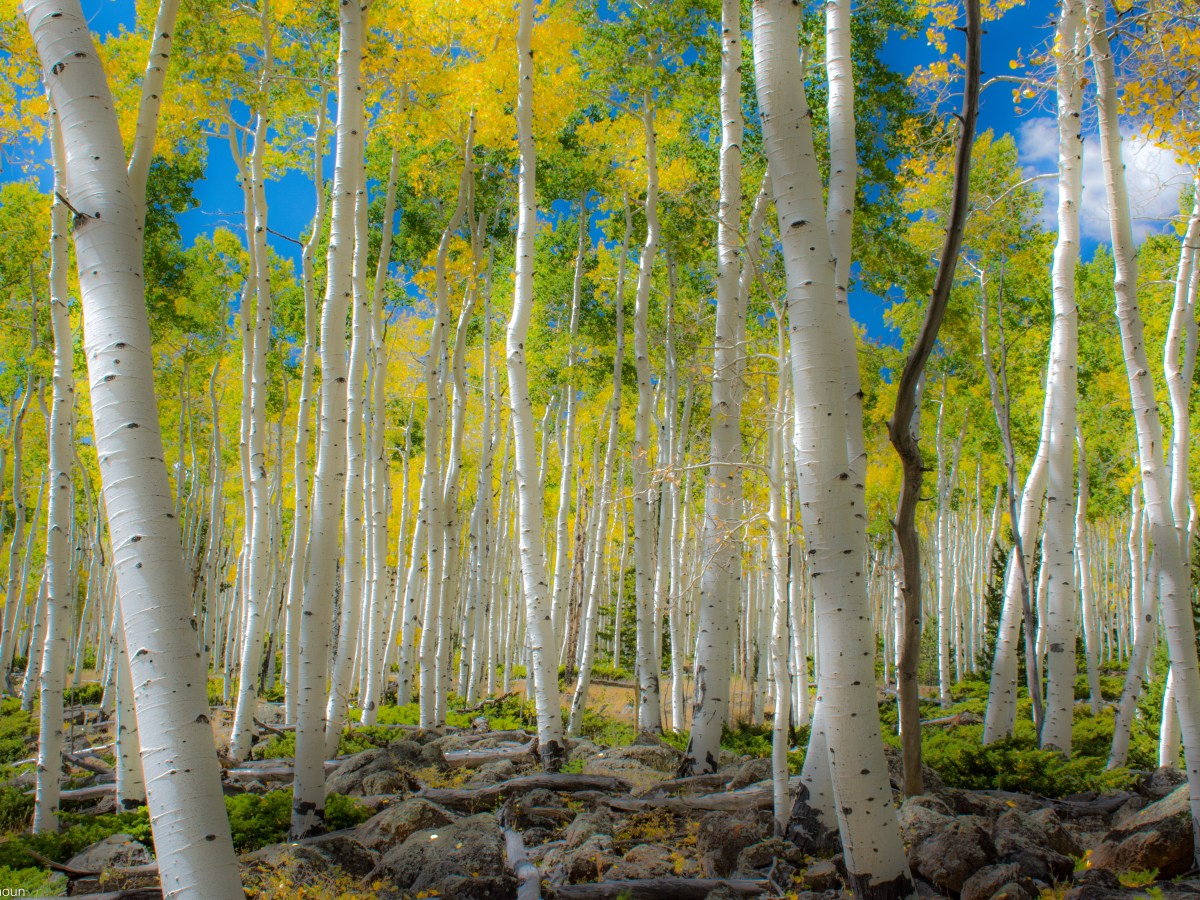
[564, 833, 619, 882]
[326, 741, 445, 796]
[371, 812, 514, 899]
[1138, 767, 1188, 802]
[1027, 808, 1083, 857]
[802, 859, 841, 892]
[353, 797, 454, 852]
[468, 759, 518, 787]
[727, 758, 773, 790]
[67, 834, 153, 871]
[563, 809, 616, 849]
[961, 863, 1037, 900]
[908, 818, 996, 893]
[697, 810, 772, 878]
[1090, 783, 1193, 878]
[241, 835, 377, 883]
[883, 745, 946, 795]
[993, 809, 1075, 883]
[1072, 868, 1122, 889]
[736, 837, 804, 873]
[607, 843, 687, 879]
[897, 795, 954, 848]
[1112, 794, 1148, 827]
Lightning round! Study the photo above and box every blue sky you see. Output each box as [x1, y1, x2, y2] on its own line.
[15, 1, 1195, 346]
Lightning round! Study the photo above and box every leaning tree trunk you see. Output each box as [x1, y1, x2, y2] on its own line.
[1088, 0, 1200, 867]
[885, 0, 980, 797]
[508, 0, 565, 769]
[753, 0, 913, 893]
[23, 0, 242, 893]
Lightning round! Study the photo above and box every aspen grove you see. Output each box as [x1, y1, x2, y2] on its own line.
[1, 0, 1199, 898]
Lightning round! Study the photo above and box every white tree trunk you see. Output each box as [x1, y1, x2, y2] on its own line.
[628, 102, 663, 734]
[754, 0, 912, 891]
[24, 0, 242, 892]
[508, 0, 565, 767]
[1040, 0, 1084, 754]
[34, 118, 74, 831]
[1088, 0, 1200, 866]
[684, 0, 744, 772]
[291, 0, 362, 838]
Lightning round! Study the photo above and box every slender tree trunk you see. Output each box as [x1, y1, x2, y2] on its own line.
[34, 119, 74, 830]
[886, 0, 980, 794]
[684, 0, 744, 772]
[291, 0, 362, 838]
[1087, 0, 1200, 865]
[508, 0, 565, 768]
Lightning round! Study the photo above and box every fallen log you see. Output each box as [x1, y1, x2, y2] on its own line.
[445, 742, 537, 769]
[604, 779, 795, 814]
[418, 773, 634, 813]
[551, 877, 768, 898]
[635, 773, 727, 797]
[505, 827, 541, 900]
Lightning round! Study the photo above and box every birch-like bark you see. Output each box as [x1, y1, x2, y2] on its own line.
[417, 120, 473, 727]
[1076, 428, 1102, 715]
[509, 0, 565, 767]
[33, 114, 74, 832]
[754, 1, 912, 892]
[291, 0, 362, 838]
[24, 0, 242, 892]
[283, 88, 327, 725]
[1087, 0, 1200, 865]
[231, 16, 276, 757]
[631, 103, 662, 733]
[325, 183, 370, 756]
[359, 147, 401, 724]
[550, 201, 586, 656]
[684, 0, 744, 772]
[1040, 0, 1085, 753]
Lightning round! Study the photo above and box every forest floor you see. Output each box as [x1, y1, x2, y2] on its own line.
[0, 666, 1195, 899]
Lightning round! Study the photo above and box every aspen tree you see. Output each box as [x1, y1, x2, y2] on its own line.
[684, 0, 744, 774]
[1087, 0, 1200, 864]
[1040, 0, 1085, 754]
[507, 0, 566, 767]
[283, 89, 328, 725]
[292, 0, 362, 838]
[230, 4, 276, 759]
[753, 0, 913, 892]
[23, 0, 243, 892]
[33, 111, 73, 833]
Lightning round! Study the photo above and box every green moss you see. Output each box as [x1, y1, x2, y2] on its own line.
[0, 864, 66, 895]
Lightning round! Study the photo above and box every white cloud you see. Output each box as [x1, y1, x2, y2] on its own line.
[1016, 117, 1191, 243]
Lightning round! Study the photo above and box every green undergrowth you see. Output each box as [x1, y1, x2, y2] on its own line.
[875, 670, 1159, 797]
[0, 789, 369, 874]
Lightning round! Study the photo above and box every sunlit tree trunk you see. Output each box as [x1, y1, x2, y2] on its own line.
[509, 0, 565, 767]
[1039, 0, 1084, 754]
[291, 0, 362, 838]
[754, 1, 913, 892]
[1087, 0, 1200, 865]
[24, 0, 242, 892]
[33, 115, 74, 832]
[283, 89, 327, 725]
[684, 0, 744, 771]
